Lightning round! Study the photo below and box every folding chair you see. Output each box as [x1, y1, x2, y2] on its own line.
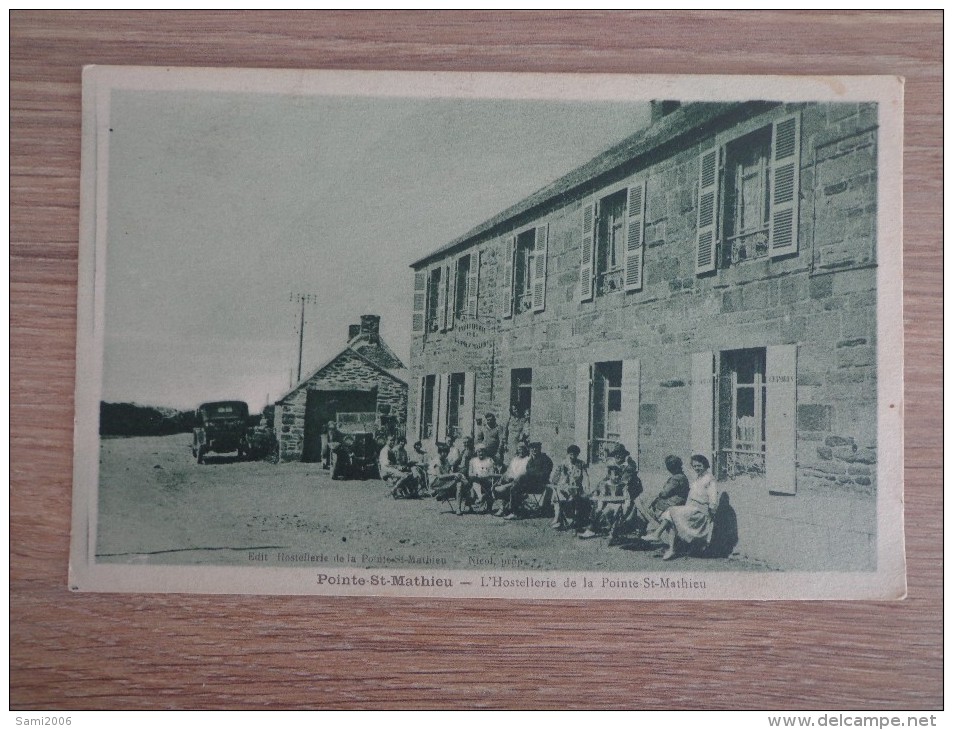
[431, 474, 463, 513]
[515, 481, 553, 517]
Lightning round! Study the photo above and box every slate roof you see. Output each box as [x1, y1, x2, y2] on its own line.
[275, 337, 407, 405]
[410, 101, 777, 269]
[347, 333, 405, 371]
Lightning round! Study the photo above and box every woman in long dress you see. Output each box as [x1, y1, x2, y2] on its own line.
[648, 454, 719, 560]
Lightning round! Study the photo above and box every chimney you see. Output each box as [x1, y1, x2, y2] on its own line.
[359, 314, 380, 343]
[650, 100, 680, 124]
[347, 324, 361, 341]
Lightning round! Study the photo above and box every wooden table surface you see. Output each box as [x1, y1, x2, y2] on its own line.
[10, 11, 942, 710]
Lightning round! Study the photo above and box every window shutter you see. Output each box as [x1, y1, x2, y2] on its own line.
[624, 181, 646, 292]
[467, 250, 481, 319]
[575, 363, 592, 462]
[769, 113, 802, 258]
[462, 372, 476, 439]
[447, 258, 458, 330]
[766, 345, 797, 495]
[412, 271, 427, 334]
[579, 201, 596, 302]
[691, 352, 715, 465]
[532, 224, 548, 312]
[501, 235, 516, 319]
[619, 359, 641, 461]
[435, 373, 448, 442]
[438, 263, 450, 331]
[695, 147, 720, 275]
[717, 369, 733, 460]
[414, 375, 425, 440]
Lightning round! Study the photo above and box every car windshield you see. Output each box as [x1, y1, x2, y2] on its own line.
[202, 403, 247, 418]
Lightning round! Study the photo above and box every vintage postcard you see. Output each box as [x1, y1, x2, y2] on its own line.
[70, 68, 905, 599]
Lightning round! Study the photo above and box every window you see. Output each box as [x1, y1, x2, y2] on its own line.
[695, 112, 801, 275]
[575, 360, 641, 466]
[717, 348, 767, 478]
[501, 225, 548, 318]
[596, 190, 627, 296]
[420, 374, 436, 439]
[579, 182, 645, 302]
[446, 372, 466, 438]
[692, 346, 796, 494]
[591, 361, 623, 463]
[513, 229, 536, 315]
[510, 368, 533, 421]
[722, 126, 771, 266]
[453, 256, 470, 320]
[425, 267, 442, 332]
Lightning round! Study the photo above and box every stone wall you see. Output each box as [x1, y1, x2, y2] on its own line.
[276, 349, 407, 462]
[408, 102, 879, 570]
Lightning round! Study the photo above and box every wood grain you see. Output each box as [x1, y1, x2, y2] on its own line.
[10, 10, 942, 710]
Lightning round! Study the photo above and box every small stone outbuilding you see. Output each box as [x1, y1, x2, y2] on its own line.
[274, 315, 407, 462]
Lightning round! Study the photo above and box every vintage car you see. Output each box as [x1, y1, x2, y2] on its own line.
[328, 412, 381, 480]
[192, 400, 249, 464]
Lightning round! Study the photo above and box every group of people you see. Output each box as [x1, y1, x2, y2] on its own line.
[375, 410, 721, 561]
[552, 446, 720, 560]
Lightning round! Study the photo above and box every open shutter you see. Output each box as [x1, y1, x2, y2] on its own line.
[695, 147, 720, 275]
[462, 372, 476, 439]
[532, 224, 548, 312]
[467, 250, 481, 319]
[435, 373, 448, 442]
[412, 271, 427, 334]
[579, 201, 596, 302]
[766, 345, 797, 495]
[619, 359, 641, 461]
[575, 363, 592, 462]
[501, 235, 516, 319]
[691, 352, 715, 465]
[769, 113, 801, 258]
[438, 263, 450, 331]
[624, 181, 646, 292]
[414, 376, 425, 440]
[447, 258, 458, 330]
[717, 368, 733, 464]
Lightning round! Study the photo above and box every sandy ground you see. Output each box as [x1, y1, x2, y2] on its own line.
[96, 434, 755, 572]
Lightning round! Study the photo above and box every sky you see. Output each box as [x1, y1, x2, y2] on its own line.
[101, 87, 651, 413]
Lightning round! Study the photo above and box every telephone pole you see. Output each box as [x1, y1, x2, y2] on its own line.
[289, 292, 319, 384]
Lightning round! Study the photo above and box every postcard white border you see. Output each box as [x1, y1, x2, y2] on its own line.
[69, 67, 905, 600]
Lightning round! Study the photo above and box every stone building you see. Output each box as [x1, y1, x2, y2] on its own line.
[274, 315, 408, 462]
[407, 101, 879, 570]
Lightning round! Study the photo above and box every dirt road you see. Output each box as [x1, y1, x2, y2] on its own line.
[96, 434, 753, 573]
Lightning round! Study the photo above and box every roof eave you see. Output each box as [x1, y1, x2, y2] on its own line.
[409, 101, 776, 270]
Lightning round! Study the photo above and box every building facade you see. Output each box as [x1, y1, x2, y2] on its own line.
[407, 101, 879, 571]
[275, 315, 408, 462]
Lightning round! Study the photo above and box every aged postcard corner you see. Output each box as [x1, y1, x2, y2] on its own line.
[69, 67, 904, 600]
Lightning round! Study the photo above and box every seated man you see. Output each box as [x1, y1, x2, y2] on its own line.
[393, 438, 410, 468]
[457, 443, 497, 515]
[449, 435, 474, 475]
[496, 442, 554, 520]
[429, 442, 465, 502]
[492, 442, 531, 516]
[578, 445, 642, 538]
[407, 440, 430, 494]
[549, 444, 590, 530]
